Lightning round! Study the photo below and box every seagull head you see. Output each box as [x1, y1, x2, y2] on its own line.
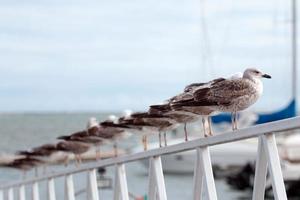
[87, 117, 99, 129]
[243, 68, 271, 80]
[108, 115, 118, 123]
[123, 109, 133, 119]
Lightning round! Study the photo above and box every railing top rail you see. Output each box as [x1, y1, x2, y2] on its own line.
[1, 116, 300, 189]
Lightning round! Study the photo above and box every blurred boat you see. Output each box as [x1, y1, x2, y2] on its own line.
[133, 128, 300, 178]
[132, 111, 260, 173]
[134, 136, 258, 174]
[212, 99, 296, 125]
[225, 134, 300, 198]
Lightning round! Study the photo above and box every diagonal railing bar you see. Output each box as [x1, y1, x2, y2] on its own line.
[0, 116, 299, 190]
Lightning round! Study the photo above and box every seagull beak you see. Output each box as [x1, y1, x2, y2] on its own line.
[262, 74, 271, 79]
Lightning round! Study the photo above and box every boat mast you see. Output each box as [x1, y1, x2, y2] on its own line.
[292, 0, 297, 101]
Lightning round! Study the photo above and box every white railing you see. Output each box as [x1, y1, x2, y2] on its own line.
[1, 116, 300, 200]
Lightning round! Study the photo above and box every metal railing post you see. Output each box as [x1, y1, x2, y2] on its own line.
[18, 185, 25, 200]
[113, 169, 120, 200]
[64, 174, 75, 200]
[47, 178, 56, 200]
[148, 157, 156, 200]
[32, 182, 39, 200]
[252, 136, 268, 200]
[147, 156, 167, 200]
[193, 148, 204, 200]
[262, 134, 287, 200]
[252, 134, 287, 200]
[8, 187, 14, 200]
[201, 147, 217, 200]
[113, 164, 129, 200]
[87, 169, 99, 200]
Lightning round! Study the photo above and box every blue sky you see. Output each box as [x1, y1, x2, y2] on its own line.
[0, 0, 298, 112]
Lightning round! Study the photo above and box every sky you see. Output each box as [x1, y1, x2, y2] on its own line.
[0, 0, 298, 112]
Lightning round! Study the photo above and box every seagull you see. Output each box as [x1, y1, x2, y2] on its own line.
[1, 157, 44, 178]
[169, 72, 246, 136]
[56, 141, 91, 166]
[18, 144, 67, 165]
[59, 117, 101, 139]
[121, 112, 178, 148]
[169, 78, 225, 137]
[57, 135, 105, 160]
[192, 68, 271, 130]
[0, 153, 25, 165]
[130, 112, 175, 147]
[57, 118, 107, 160]
[149, 103, 199, 141]
[118, 113, 159, 151]
[97, 119, 131, 156]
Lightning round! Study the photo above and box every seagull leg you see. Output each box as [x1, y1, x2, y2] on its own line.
[76, 154, 82, 167]
[75, 155, 79, 168]
[159, 132, 162, 148]
[184, 123, 188, 141]
[113, 142, 118, 157]
[142, 135, 147, 151]
[164, 132, 167, 146]
[22, 171, 27, 180]
[64, 155, 69, 167]
[34, 167, 39, 177]
[232, 111, 237, 131]
[202, 117, 208, 137]
[208, 116, 213, 136]
[96, 146, 101, 161]
[42, 165, 48, 175]
[234, 111, 238, 130]
[79, 155, 83, 164]
[231, 112, 235, 131]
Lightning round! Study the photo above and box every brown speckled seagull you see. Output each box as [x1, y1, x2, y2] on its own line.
[192, 68, 271, 130]
[118, 113, 159, 151]
[1, 157, 44, 178]
[149, 103, 199, 141]
[56, 141, 91, 166]
[169, 78, 225, 137]
[97, 119, 131, 156]
[57, 118, 107, 160]
[124, 112, 178, 148]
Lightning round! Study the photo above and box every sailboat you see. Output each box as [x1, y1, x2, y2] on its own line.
[212, 99, 296, 125]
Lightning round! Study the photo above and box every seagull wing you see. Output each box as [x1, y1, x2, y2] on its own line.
[170, 78, 226, 103]
[193, 79, 256, 107]
[184, 77, 226, 92]
[169, 91, 194, 103]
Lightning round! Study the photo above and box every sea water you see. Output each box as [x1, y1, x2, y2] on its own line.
[0, 113, 252, 199]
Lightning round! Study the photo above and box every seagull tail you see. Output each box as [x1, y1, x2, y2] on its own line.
[149, 103, 171, 114]
[57, 135, 70, 140]
[17, 151, 35, 156]
[170, 99, 196, 109]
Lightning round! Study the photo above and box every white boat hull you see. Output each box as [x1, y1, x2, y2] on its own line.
[137, 137, 258, 174]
